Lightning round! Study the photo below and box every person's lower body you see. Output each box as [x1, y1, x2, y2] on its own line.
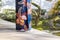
[24, 20, 28, 31]
[16, 24, 25, 32]
[28, 14, 32, 30]
[16, 24, 22, 30]
[28, 22, 32, 30]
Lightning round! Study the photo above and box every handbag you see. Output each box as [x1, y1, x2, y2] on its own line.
[16, 7, 24, 26]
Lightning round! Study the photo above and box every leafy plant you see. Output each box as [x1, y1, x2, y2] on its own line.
[32, 2, 41, 26]
[0, 9, 16, 22]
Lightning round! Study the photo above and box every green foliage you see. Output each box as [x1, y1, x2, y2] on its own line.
[32, 20, 50, 30]
[53, 32, 60, 36]
[0, 0, 1, 1]
[0, 1, 2, 8]
[32, 2, 41, 10]
[0, 9, 16, 22]
[54, 1, 60, 10]
[32, 2, 46, 26]
[41, 9, 46, 15]
[32, 2, 41, 26]
[55, 19, 60, 24]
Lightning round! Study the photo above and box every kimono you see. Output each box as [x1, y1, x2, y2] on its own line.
[16, 0, 32, 31]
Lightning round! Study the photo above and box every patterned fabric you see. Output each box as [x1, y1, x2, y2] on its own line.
[16, 0, 32, 31]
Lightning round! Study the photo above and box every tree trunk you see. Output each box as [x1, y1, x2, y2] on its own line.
[35, 16, 39, 26]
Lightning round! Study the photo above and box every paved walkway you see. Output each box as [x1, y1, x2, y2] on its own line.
[0, 19, 60, 40]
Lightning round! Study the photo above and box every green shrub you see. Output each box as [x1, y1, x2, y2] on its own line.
[55, 19, 60, 24]
[0, 10, 16, 22]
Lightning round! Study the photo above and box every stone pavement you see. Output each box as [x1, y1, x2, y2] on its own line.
[0, 19, 60, 40]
